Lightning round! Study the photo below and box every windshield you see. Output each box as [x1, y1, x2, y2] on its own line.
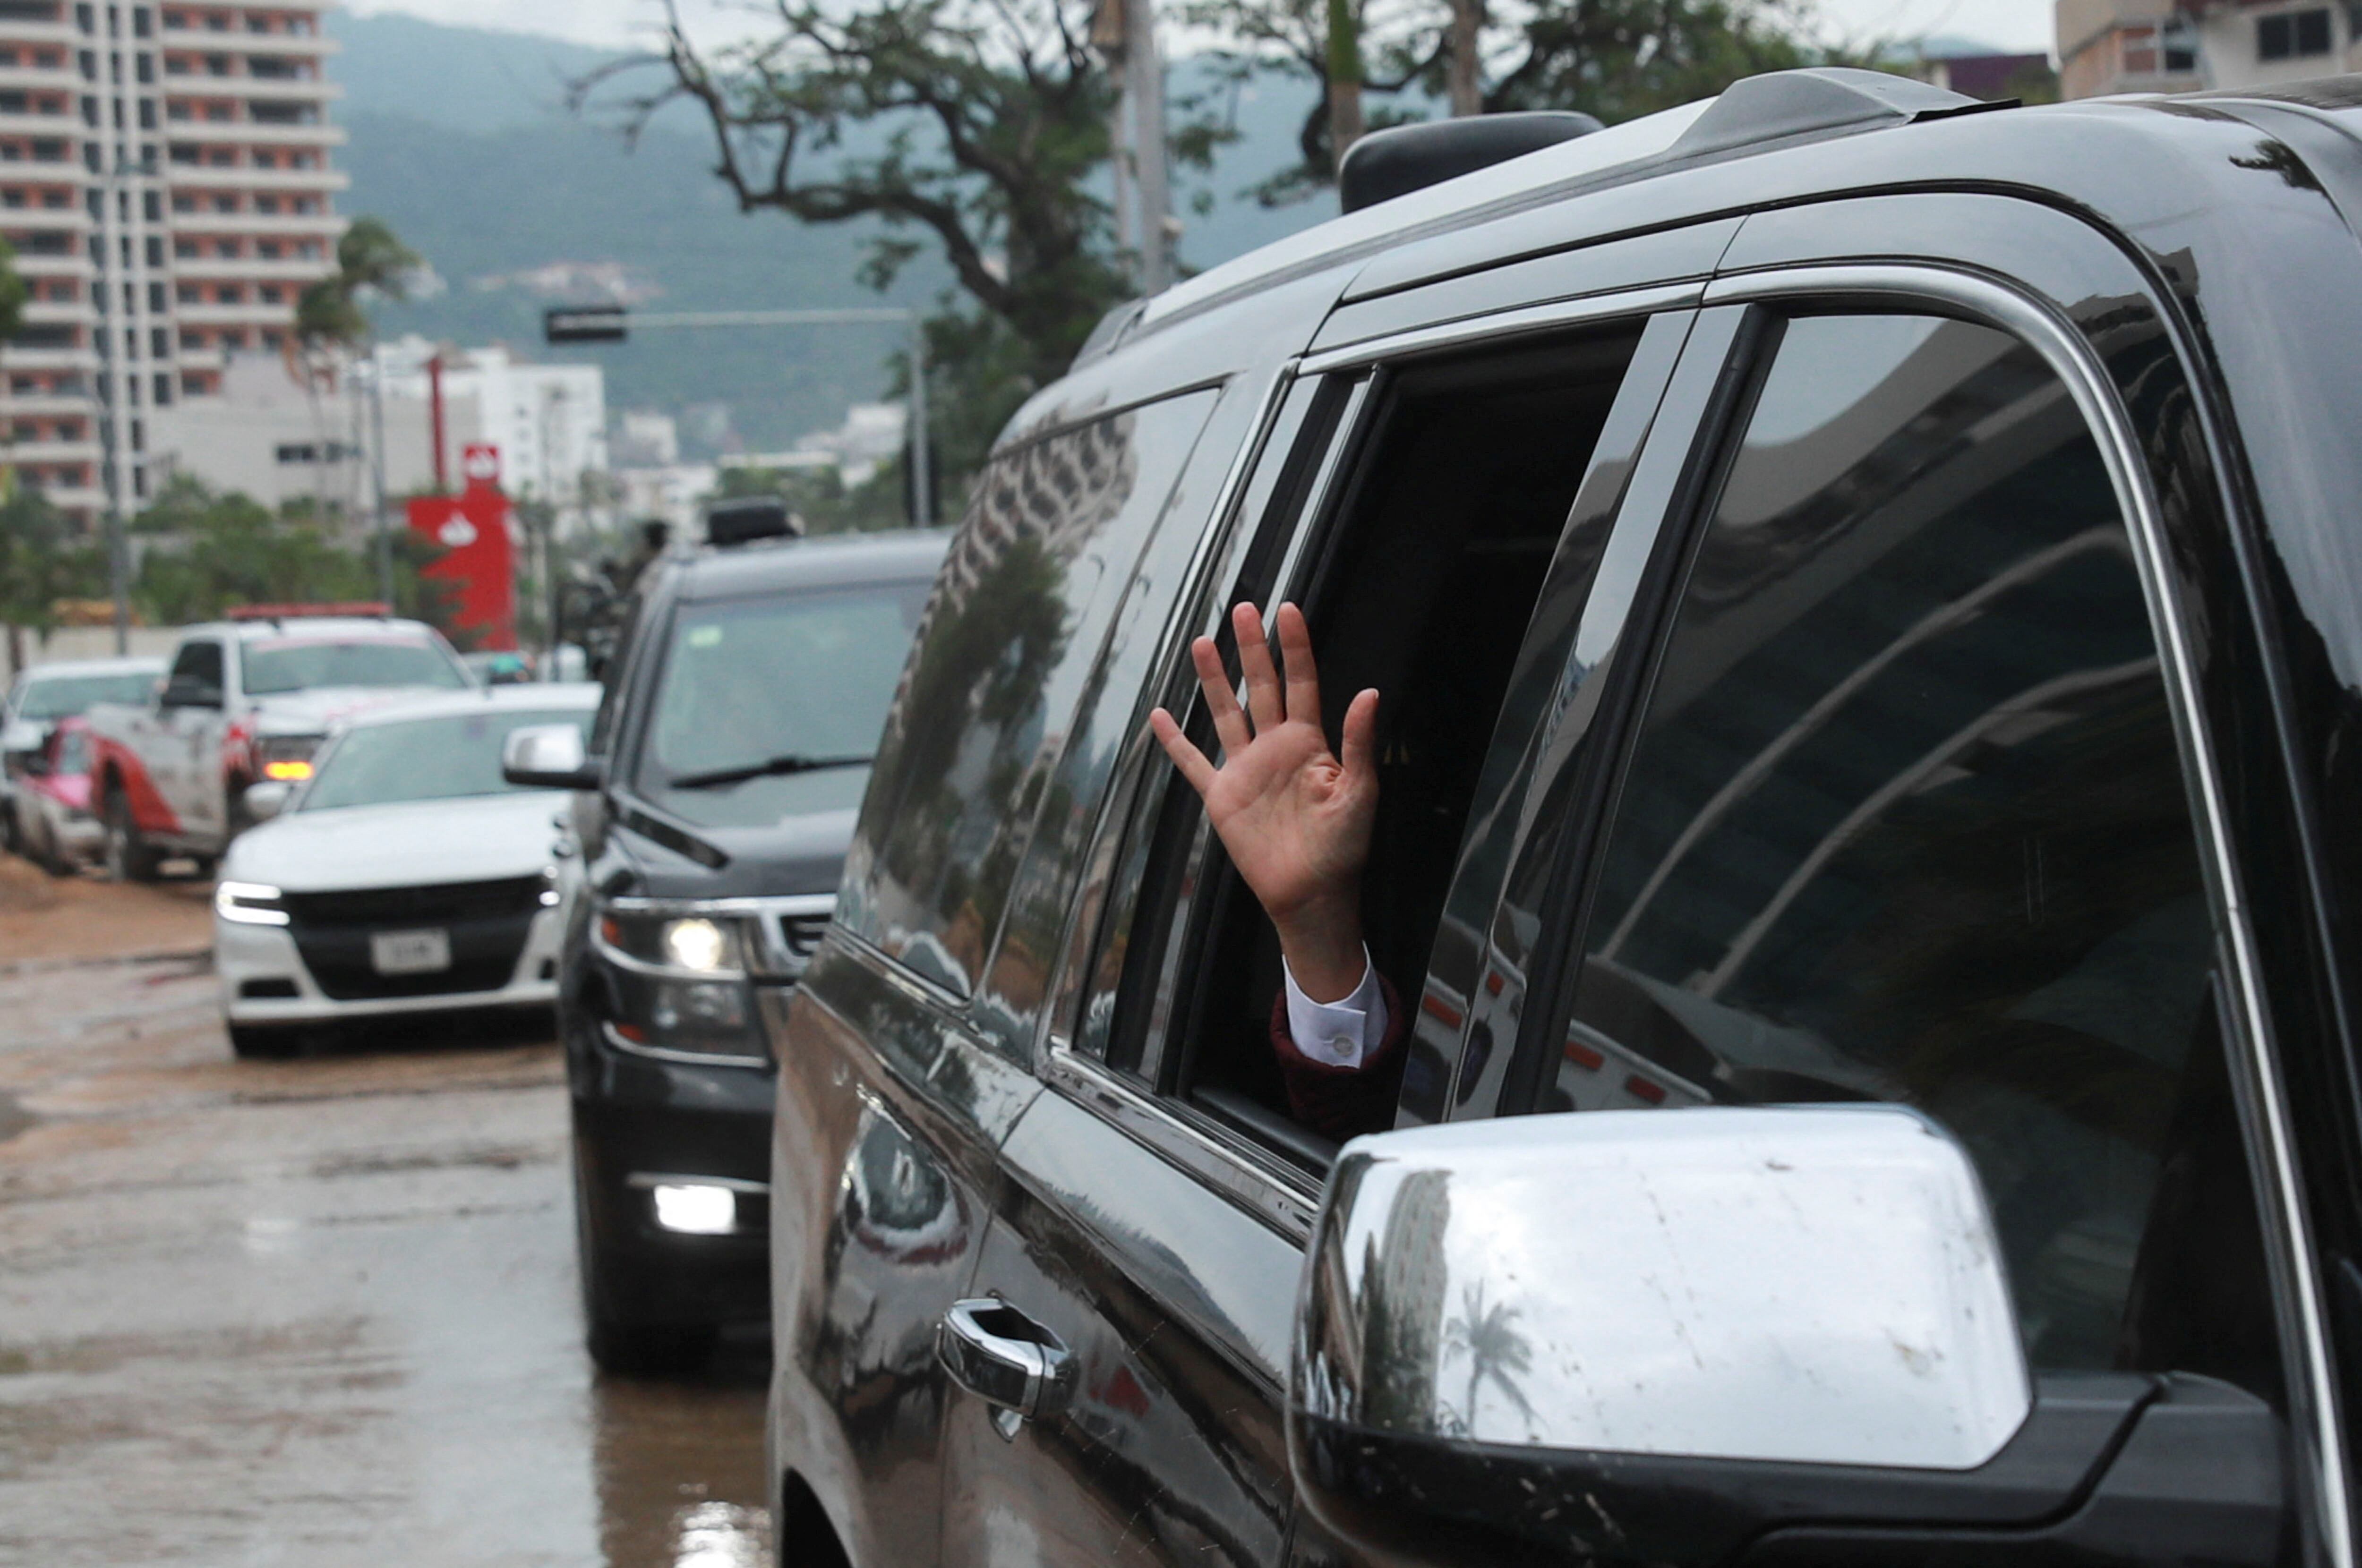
[634, 580, 929, 828]
[301, 708, 591, 811]
[242, 639, 468, 696]
[16, 671, 160, 720]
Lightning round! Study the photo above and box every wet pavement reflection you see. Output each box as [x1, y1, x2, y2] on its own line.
[0, 865, 771, 1566]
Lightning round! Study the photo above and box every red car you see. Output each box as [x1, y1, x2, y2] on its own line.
[14, 717, 105, 876]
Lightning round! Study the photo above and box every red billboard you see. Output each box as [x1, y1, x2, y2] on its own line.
[406, 442, 517, 651]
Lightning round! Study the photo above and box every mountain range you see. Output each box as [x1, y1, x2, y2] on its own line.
[325, 13, 2008, 459]
[326, 12, 1329, 457]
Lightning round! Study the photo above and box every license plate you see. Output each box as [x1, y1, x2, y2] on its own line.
[369, 928, 451, 976]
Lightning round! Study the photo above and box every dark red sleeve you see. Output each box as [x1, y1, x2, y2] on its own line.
[1270, 970, 1410, 1145]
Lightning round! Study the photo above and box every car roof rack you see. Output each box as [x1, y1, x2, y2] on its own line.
[1340, 111, 1603, 214]
[1666, 67, 1995, 162]
[705, 494, 803, 548]
[226, 601, 392, 624]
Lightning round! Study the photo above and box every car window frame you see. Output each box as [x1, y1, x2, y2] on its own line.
[1027, 283, 1727, 1242]
[1464, 262, 2341, 1560]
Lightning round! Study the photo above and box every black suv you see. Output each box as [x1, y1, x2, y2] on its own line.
[506, 528, 945, 1373]
[768, 70, 2362, 1568]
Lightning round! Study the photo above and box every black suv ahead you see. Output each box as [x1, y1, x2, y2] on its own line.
[765, 70, 2362, 1568]
[505, 528, 945, 1373]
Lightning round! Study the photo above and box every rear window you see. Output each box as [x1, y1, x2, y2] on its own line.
[16, 671, 159, 718]
[243, 639, 466, 696]
[628, 580, 933, 830]
[303, 708, 591, 811]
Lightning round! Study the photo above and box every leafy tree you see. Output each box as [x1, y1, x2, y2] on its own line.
[0, 234, 26, 346]
[593, 0, 1221, 497]
[1185, 0, 1855, 202]
[129, 477, 395, 625]
[0, 485, 105, 676]
[711, 462, 912, 536]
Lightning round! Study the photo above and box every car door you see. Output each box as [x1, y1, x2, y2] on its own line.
[1398, 247, 2331, 1559]
[776, 384, 1225, 1568]
[933, 246, 1746, 1561]
[148, 637, 224, 834]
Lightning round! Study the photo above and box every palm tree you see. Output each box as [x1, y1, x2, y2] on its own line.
[290, 216, 421, 528]
[1443, 1281, 1535, 1436]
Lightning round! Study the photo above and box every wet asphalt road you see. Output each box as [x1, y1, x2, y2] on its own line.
[0, 861, 773, 1567]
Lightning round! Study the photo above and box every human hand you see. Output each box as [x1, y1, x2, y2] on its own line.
[1148, 601, 1379, 1003]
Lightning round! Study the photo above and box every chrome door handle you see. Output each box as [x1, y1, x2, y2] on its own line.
[938, 1297, 1077, 1425]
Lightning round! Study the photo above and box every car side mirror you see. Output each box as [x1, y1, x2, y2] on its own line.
[502, 724, 598, 791]
[1290, 1107, 2285, 1567]
[242, 780, 292, 822]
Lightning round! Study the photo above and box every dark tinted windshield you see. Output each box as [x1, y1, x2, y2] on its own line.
[302, 708, 592, 811]
[243, 639, 467, 696]
[17, 671, 160, 719]
[633, 580, 930, 828]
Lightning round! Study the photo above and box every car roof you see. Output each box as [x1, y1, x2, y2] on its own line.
[186, 617, 444, 644]
[338, 682, 602, 730]
[18, 656, 166, 680]
[664, 528, 952, 604]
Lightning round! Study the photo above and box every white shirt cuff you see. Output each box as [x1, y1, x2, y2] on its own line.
[1282, 947, 1389, 1069]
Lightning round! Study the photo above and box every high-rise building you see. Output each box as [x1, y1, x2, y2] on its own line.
[0, 0, 344, 529]
[2059, 0, 2360, 99]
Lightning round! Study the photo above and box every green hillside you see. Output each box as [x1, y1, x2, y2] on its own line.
[325, 13, 1329, 457]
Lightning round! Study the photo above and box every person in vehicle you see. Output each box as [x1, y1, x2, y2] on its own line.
[1149, 600, 1405, 1139]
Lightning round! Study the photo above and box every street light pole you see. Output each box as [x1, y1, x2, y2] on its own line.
[543, 305, 934, 528]
[90, 153, 153, 657]
[366, 346, 393, 606]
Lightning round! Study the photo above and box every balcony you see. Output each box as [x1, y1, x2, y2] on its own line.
[167, 165, 347, 193]
[173, 211, 344, 237]
[0, 65, 81, 92]
[3, 435, 102, 462]
[172, 301, 296, 325]
[0, 110, 80, 139]
[0, 391, 95, 416]
[171, 256, 331, 282]
[0, 345, 101, 372]
[169, 121, 344, 149]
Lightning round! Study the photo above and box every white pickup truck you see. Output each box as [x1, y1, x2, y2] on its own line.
[82, 606, 474, 878]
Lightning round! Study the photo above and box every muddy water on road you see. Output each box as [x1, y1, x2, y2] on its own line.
[0, 872, 772, 1567]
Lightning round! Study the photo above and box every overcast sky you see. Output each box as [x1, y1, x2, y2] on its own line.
[345, 0, 2060, 57]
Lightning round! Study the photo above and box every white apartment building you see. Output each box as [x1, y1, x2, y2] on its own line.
[2061, 0, 2362, 99]
[157, 335, 612, 534]
[0, 0, 343, 528]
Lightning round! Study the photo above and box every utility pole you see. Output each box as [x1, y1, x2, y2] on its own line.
[1447, 0, 1485, 117]
[1098, 0, 1173, 293]
[366, 345, 393, 606]
[91, 152, 155, 657]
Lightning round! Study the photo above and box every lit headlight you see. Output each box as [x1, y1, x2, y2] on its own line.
[215, 881, 289, 926]
[255, 734, 324, 782]
[596, 910, 750, 976]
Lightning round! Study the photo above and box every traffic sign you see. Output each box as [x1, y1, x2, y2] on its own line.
[545, 305, 628, 344]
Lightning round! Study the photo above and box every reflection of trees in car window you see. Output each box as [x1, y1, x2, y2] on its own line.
[18, 673, 161, 718]
[1564, 315, 2262, 1382]
[844, 391, 1216, 995]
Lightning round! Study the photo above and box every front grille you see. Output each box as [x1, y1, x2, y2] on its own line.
[285, 875, 543, 1002]
[776, 914, 828, 964]
[281, 875, 546, 927]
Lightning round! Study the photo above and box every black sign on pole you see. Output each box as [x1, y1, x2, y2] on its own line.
[545, 305, 629, 344]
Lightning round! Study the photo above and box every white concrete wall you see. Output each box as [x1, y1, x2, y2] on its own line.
[2198, 1, 2356, 87]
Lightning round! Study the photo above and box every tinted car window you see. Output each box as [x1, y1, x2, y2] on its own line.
[168, 639, 223, 693]
[242, 638, 466, 694]
[629, 581, 932, 830]
[842, 391, 1218, 996]
[301, 708, 593, 811]
[1559, 315, 2276, 1391]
